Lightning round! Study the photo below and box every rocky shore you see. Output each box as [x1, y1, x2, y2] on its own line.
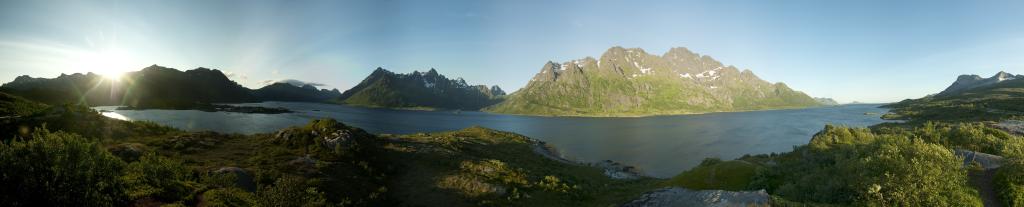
[621, 187, 770, 207]
[529, 139, 647, 180]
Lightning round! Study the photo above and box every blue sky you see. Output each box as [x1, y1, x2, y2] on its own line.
[1, 0, 1023, 103]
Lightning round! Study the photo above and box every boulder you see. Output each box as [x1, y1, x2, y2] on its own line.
[107, 143, 148, 162]
[590, 160, 645, 180]
[213, 167, 256, 192]
[622, 187, 769, 207]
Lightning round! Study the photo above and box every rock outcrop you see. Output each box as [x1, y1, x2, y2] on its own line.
[622, 187, 770, 207]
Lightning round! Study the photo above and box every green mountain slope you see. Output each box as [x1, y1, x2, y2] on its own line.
[336, 68, 505, 110]
[883, 71, 1024, 122]
[485, 46, 821, 116]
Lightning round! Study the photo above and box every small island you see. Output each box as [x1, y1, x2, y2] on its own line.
[117, 103, 292, 114]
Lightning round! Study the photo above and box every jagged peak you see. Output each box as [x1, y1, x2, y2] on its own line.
[370, 67, 393, 76]
[665, 47, 694, 55]
[602, 46, 649, 57]
[992, 71, 1017, 79]
[956, 74, 983, 81]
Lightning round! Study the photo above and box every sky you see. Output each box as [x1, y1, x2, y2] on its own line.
[1, 0, 1024, 103]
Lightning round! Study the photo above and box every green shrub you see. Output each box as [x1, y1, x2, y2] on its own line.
[753, 125, 982, 206]
[255, 176, 328, 207]
[996, 138, 1024, 206]
[0, 129, 128, 206]
[123, 153, 199, 202]
[203, 187, 256, 207]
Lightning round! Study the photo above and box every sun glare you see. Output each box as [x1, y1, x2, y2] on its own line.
[75, 49, 135, 82]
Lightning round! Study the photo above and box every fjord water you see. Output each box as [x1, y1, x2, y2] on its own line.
[95, 103, 888, 178]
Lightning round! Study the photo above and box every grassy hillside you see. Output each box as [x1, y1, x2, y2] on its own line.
[882, 78, 1024, 123]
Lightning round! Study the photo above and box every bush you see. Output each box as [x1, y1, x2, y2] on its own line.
[255, 176, 328, 207]
[753, 125, 982, 206]
[0, 129, 128, 206]
[203, 187, 256, 207]
[996, 138, 1024, 206]
[123, 153, 199, 202]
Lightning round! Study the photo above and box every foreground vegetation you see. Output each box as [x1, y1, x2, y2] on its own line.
[0, 91, 662, 206]
[661, 76, 1024, 206]
[5, 70, 1024, 206]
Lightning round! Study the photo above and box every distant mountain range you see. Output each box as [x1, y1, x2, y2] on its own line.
[884, 71, 1024, 121]
[335, 68, 505, 110]
[0, 65, 341, 108]
[255, 82, 342, 102]
[938, 71, 1022, 96]
[484, 46, 821, 116]
[814, 97, 839, 106]
[1, 46, 826, 116]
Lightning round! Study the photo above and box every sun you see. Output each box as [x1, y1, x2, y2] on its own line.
[75, 49, 135, 81]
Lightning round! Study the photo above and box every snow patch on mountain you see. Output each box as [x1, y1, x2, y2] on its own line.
[423, 79, 435, 88]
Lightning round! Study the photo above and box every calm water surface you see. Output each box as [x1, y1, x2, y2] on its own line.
[94, 102, 889, 178]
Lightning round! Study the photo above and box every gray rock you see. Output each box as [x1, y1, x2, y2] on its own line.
[994, 120, 1024, 135]
[956, 149, 1004, 170]
[108, 143, 147, 162]
[622, 187, 769, 207]
[322, 130, 352, 148]
[591, 160, 645, 180]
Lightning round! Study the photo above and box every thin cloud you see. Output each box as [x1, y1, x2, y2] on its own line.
[261, 79, 327, 87]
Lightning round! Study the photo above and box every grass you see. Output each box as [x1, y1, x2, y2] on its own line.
[667, 158, 761, 191]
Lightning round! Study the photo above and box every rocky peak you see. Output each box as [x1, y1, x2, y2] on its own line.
[490, 85, 506, 96]
[300, 84, 317, 91]
[426, 68, 439, 77]
[940, 71, 1021, 96]
[955, 74, 983, 82]
[663, 47, 696, 58]
[992, 71, 1019, 81]
[532, 61, 560, 82]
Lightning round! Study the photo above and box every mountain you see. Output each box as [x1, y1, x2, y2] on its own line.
[485, 46, 821, 116]
[254, 82, 341, 102]
[814, 97, 839, 106]
[336, 68, 505, 110]
[884, 71, 1024, 122]
[937, 71, 1023, 96]
[0, 65, 339, 108]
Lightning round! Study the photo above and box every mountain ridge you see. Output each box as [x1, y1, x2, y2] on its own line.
[485, 46, 821, 116]
[0, 65, 341, 108]
[335, 67, 505, 110]
[938, 71, 1022, 96]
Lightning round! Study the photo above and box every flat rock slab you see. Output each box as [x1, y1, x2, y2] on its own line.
[622, 187, 769, 207]
[994, 120, 1024, 135]
[956, 149, 1004, 170]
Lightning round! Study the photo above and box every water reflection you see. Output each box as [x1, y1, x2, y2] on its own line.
[100, 111, 130, 121]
